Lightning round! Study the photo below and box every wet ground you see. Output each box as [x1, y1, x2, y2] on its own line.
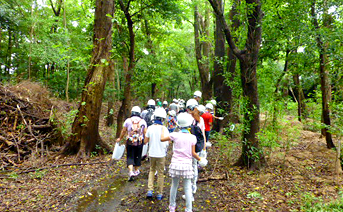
[2, 127, 343, 211]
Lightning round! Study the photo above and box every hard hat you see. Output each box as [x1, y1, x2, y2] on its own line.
[163, 101, 168, 105]
[131, 106, 141, 114]
[154, 108, 167, 119]
[168, 110, 176, 117]
[147, 99, 155, 106]
[177, 112, 193, 128]
[194, 90, 202, 98]
[196, 105, 206, 115]
[210, 99, 217, 106]
[186, 99, 198, 110]
[205, 103, 214, 110]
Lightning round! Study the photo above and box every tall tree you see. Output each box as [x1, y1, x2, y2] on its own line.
[311, 0, 335, 149]
[194, 2, 212, 101]
[62, 0, 114, 156]
[115, 0, 136, 137]
[209, 0, 265, 169]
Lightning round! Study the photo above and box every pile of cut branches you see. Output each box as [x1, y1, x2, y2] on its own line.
[0, 85, 62, 169]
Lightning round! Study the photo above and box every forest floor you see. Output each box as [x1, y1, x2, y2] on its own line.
[1, 121, 343, 211]
[1, 82, 343, 211]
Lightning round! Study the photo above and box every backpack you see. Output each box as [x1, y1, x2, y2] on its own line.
[144, 108, 154, 127]
[127, 118, 144, 145]
[190, 120, 204, 152]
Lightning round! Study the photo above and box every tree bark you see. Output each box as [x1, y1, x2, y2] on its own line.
[106, 60, 116, 126]
[212, 0, 226, 133]
[209, 0, 265, 169]
[194, 4, 212, 102]
[116, 0, 136, 137]
[311, 1, 334, 149]
[62, 0, 114, 156]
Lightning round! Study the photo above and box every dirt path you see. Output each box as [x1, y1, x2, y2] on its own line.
[1, 128, 343, 211]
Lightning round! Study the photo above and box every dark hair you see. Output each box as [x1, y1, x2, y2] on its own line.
[131, 112, 141, 118]
[155, 117, 164, 122]
[146, 105, 155, 110]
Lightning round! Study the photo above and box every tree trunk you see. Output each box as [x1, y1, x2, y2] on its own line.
[116, 0, 136, 137]
[144, 19, 157, 99]
[62, 0, 114, 157]
[209, 0, 265, 169]
[212, 0, 225, 132]
[194, 4, 212, 102]
[65, 59, 70, 102]
[106, 60, 116, 126]
[273, 49, 290, 126]
[311, 1, 335, 149]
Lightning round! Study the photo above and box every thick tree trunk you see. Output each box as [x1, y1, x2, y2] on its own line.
[212, 0, 225, 132]
[319, 52, 334, 148]
[209, 0, 265, 169]
[116, 0, 136, 137]
[62, 0, 114, 156]
[194, 4, 212, 102]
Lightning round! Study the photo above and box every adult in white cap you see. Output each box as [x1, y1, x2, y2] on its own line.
[193, 90, 202, 103]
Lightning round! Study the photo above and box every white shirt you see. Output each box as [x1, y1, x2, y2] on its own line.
[146, 124, 169, 158]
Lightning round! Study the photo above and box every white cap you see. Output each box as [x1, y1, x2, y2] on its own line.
[186, 99, 198, 108]
[131, 106, 141, 113]
[210, 99, 217, 106]
[147, 99, 155, 106]
[196, 105, 206, 115]
[194, 91, 202, 98]
[154, 108, 167, 119]
[177, 113, 193, 128]
[163, 101, 168, 105]
[173, 99, 178, 103]
[205, 103, 214, 110]
[168, 110, 176, 117]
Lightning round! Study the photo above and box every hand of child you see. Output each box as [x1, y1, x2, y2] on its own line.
[199, 149, 207, 159]
[198, 157, 208, 167]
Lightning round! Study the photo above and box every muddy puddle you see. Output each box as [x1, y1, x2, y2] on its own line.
[76, 176, 127, 212]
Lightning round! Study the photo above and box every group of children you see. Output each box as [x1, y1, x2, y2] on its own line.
[116, 91, 217, 212]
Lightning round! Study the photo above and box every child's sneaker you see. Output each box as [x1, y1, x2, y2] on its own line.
[133, 170, 140, 176]
[156, 194, 163, 200]
[168, 205, 176, 212]
[146, 190, 153, 198]
[128, 171, 135, 181]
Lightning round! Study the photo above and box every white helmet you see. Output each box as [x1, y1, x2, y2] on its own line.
[205, 103, 214, 110]
[186, 99, 198, 110]
[177, 112, 193, 128]
[168, 110, 176, 117]
[147, 99, 155, 106]
[194, 90, 202, 98]
[196, 105, 206, 115]
[131, 106, 141, 114]
[154, 108, 167, 119]
[163, 101, 168, 105]
[210, 99, 217, 106]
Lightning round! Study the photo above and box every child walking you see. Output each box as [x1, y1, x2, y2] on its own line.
[161, 113, 206, 212]
[144, 108, 169, 200]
